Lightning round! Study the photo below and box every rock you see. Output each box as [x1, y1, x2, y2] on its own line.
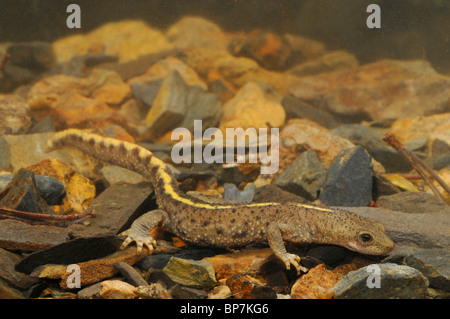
[230, 30, 292, 70]
[53, 20, 173, 63]
[68, 182, 155, 238]
[223, 183, 255, 203]
[0, 94, 32, 135]
[377, 191, 450, 214]
[331, 124, 411, 172]
[202, 248, 273, 281]
[99, 166, 146, 186]
[282, 34, 327, 63]
[404, 249, 450, 292]
[88, 69, 131, 106]
[289, 59, 450, 124]
[182, 85, 223, 132]
[144, 70, 188, 137]
[0, 248, 38, 290]
[29, 116, 56, 134]
[287, 50, 358, 77]
[113, 261, 148, 287]
[0, 172, 65, 206]
[226, 274, 277, 299]
[219, 82, 285, 131]
[274, 150, 326, 201]
[166, 16, 228, 51]
[319, 146, 373, 207]
[372, 172, 402, 197]
[181, 47, 298, 95]
[390, 113, 450, 146]
[0, 168, 53, 214]
[0, 278, 25, 299]
[0, 219, 70, 251]
[291, 263, 357, 299]
[170, 285, 209, 299]
[253, 184, 307, 204]
[208, 284, 233, 299]
[26, 158, 96, 214]
[280, 119, 355, 168]
[281, 95, 340, 129]
[345, 207, 450, 250]
[431, 139, 450, 170]
[7, 41, 55, 71]
[134, 282, 172, 299]
[15, 236, 121, 274]
[163, 257, 217, 289]
[382, 174, 419, 192]
[333, 263, 429, 299]
[99, 280, 138, 299]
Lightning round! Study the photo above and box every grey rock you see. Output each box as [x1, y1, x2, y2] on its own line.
[170, 285, 208, 299]
[333, 263, 429, 299]
[223, 183, 255, 203]
[253, 184, 307, 204]
[113, 261, 148, 287]
[275, 150, 326, 201]
[331, 124, 411, 172]
[431, 139, 450, 170]
[130, 80, 162, 106]
[7, 41, 56, 71]
[404, 249, 450, 291]
[319, 146, 372, 206]
[377, 191, 450, 214]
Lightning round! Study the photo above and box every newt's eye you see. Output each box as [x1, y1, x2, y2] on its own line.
[358, 233, 373, 243]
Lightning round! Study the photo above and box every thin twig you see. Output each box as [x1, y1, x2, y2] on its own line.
[0, 205, 95, 226]
[383, 133, 449, 203]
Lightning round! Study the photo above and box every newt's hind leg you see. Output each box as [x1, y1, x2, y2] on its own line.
[120, 209, 169, 252]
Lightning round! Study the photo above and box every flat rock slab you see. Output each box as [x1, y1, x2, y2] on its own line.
[15, 235, 123, 275]
[68, 182, 155, 238]
[0, 219, 69, 251]
[0, 248, 38, 290]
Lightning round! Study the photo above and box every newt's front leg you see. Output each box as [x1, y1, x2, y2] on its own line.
[266, 223, 308, 274]
[120, 209, 169, 252]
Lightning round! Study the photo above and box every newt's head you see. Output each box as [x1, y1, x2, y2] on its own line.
[339, 215, 395, 255]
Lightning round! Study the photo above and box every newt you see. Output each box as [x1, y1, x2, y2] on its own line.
[48, 129, 395, 273]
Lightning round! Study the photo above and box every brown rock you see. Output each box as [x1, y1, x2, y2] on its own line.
[53, 20, 173, 63]
[390, 113, 450, 145]
[226, 274, 277, 299]
[0, 248, 38, 289]
[99, 280, 138, 299]
[0, 219, 69, 251]
[0, 94, 31, 135]
[0, 278, 25, 299]
[166, 16, 229, 51]
[280, 118, 355, 168]
[89, 69, 131, 106]
[289, 59, 450, 123]
[202, 248, 273, 280]
[283, 33, 327, 62]
[290, 263, 357, 299]
[219, 82, 285, 131]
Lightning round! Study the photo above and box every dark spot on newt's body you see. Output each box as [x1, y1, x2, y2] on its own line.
[231, 218, 236, 223]
[233, 230, 248, 238]
[216, 229, 223, 235]
[202, 220, 210, 226]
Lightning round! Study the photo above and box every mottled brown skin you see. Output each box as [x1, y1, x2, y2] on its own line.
[48, 129, 395, 273]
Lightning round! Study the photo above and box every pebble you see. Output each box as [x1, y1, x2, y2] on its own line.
[163, 257, 217, 289]
[333, 263, 429, 299]
[319, 146, 373, 207]
[113, 261, 148, 287]
[98, 280, 138, 299]
[0, 94, 32, 135]
[431, 138, 450, 170]
[0, 278, 25, 299]
[0, 248, 38, 290]
[274, 150, 326, 201]
[7, 41, 56, 71]
[134, 283, 172, 299]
